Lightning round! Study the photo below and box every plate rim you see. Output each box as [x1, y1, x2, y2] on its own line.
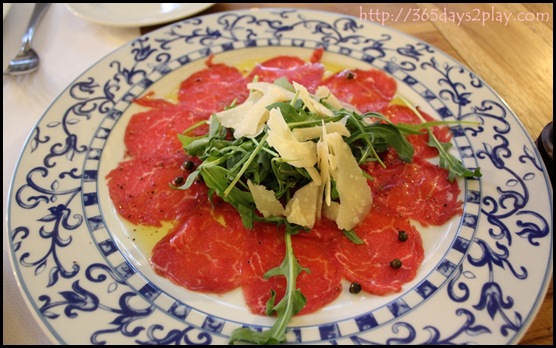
[6, 7, 554, 345]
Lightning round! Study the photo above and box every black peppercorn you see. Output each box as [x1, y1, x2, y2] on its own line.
[349, 282, 362, 294]
[182, 161, 195, 171]
[390, 258, 402, 269]
[398, 230, 408, 242]
[172, 176, 185, 186]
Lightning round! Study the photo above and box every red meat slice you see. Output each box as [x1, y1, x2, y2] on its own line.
[151, 201, 250, 293]
[125, 101, 206, 159]
[292, 231, 342, 314]
[247, 52, 324, 93]
[127, 57, 249, 160]
[106, 154, 206, 227]
[321, 68, 396, 112]
[366, 154, 462, 226]
[302, 217, 344, 243]
[110, 59, 249, 225]
[178, 56, 249, 116]
[333, 210, 424, 295]
[381, 104, 452, 160]
[241, 224, 285, 316]
[241, 222, 342, 316]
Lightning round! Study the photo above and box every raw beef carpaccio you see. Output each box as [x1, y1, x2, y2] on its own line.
[106, 50, 462, 316]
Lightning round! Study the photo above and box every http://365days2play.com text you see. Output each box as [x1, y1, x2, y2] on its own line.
[358, 5, 551, 27]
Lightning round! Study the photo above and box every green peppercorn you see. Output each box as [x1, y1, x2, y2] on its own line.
[349, 282, 362, 294]
[398, 230, 408, 242]
[390, 258, 402, 269]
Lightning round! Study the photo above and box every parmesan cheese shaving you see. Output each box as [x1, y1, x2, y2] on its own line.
[266, 107, 318, 169]
[315, 85, 361, 113]
[284, 181, 319, 228]
[322, 201, 339, 222]
[326, 132, 373, 230]
[215, 82, 294, 138]
[293, 81, 334, 117]
[214, 99, 255, 135]
[315, 85, 343, 110]
[317, 124, 332, 208]
[247, 180, 285, 218]
[292, 122, 350, 141]
[305, 166, 322, 186]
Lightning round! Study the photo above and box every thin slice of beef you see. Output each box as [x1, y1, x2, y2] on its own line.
[241, 222, 342, 316]
[178, 56, 249, 116]
[333, 210, 424, 295]
[247, 53, 324, 93]
[106, 155, 206, 226]
[124, 102, 206, 160]
[366, 154, 462, 226]
[320, 68, 396, 113]
[151, 201, 249, 293]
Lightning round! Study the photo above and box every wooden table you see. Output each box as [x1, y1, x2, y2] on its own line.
[158, 3, 553, 345]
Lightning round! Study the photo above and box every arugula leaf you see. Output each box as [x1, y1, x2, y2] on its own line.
[349, 123, 415, 163]
[395, 120, 479, 133]
[224, 134, 269, 196]
[426, 131, 482, 182]
[178, 169, 200, 191]
[267, 101, 315, 123]
[342, 229, 364, 244]
[200, 166, 256, 228]
[336, 109, 415, 166]
[229, 231, 309, 345]
[273, 77, 295, 92]
[392, 94, 482, 181]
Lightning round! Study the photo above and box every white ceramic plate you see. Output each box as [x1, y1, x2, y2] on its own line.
[3, 3, 12, 21]
[6, 8, 553, 345]
[65, 3, 214, 27]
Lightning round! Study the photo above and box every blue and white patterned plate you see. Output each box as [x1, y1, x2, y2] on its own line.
[7, 8, 553, 345]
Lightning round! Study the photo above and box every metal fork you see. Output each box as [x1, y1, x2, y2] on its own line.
[3, 3, 51, 76]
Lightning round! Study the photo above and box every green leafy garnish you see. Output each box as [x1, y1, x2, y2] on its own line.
[229, 230, 309, 345]
[342, 229, 365, 244]
[426, 132, 483, 182]
[394, 94, 482, 182]
[200, 165, 256, 228]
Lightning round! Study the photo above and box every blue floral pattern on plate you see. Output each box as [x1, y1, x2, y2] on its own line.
[7, 9, 553, 345]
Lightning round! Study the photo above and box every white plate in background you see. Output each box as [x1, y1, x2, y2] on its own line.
[65, 3, 214, 27]
[3, 3, 12, 21]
